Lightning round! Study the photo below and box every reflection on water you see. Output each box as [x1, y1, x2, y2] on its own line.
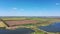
[0, 28, 35, 34]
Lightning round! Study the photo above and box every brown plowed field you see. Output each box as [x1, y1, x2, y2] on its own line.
[5, 20, 39, 27]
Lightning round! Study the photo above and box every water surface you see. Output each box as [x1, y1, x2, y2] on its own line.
[39, 22, 60, 32]
[0, 28, 35, 34]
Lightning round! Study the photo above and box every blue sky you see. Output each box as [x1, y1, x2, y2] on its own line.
[0, 0, 60, 16]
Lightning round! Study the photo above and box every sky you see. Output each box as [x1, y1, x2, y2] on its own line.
[0, 0, 60, 16]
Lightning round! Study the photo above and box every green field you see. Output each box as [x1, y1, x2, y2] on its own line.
[0, 17, 60, 34]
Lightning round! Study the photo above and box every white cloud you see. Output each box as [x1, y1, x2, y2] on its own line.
[56, 3, 60, 5]
[12, 8, 24, 12]
[13, 8, 17, 10]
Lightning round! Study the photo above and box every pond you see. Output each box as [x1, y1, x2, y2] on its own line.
[0, 28, 35, 34]
[38, 22, 60, 32]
